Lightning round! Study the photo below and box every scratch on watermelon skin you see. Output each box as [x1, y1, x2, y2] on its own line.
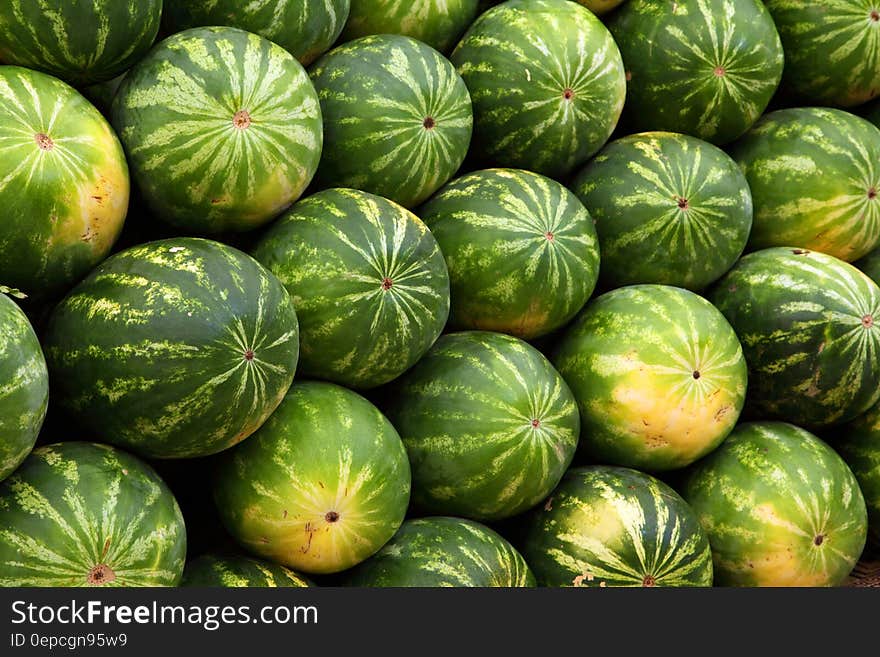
[451, 0, 626, 179]
[729, 108, 880, 262]
[0, 295, 48, 482]
[571, 131, 752, 291]
[43, 238, 300, 460]
[419, 168, 599, 339]
[553, 285, 747, 471]
[309, 34, 472, 209]
[709, 247, 880, 428]
[0, 442, 186, 587]
[0, 66, 129, 300]
[343, 517, 535, 587]
[766, 0, 880, 107]
[111, 26, 323, 234]
[0, 1, 162, 86]
[682, 422, 867, 587]
[607, 0, 783, 145]
[518, 466, 713, 588]
[213, 382, 411, 575]
[382, 331, 580, 522]
[251, 188, 450, 390]
[181, 554, 311, 587]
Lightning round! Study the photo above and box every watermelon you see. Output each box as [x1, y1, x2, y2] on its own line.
[607, 0, 783, 145]
[518, 466, 713, 587]
[0, 1, 161, 86]
[343, 517, 535, 587]
[0, 65, 129, 299]
[709, 247, 880, 428]
[573, 0, 626, 14]
[451, 0, 625, 179]
[309, 35, 472, 209]
[251, 189, 449, 389]
[570, 132, 752, 291]
[855, 246, 880, 284]
[0, 442, 186, 587]
[342, 1, 480, 53]
[728, 108, 880, 262]
[836, 403, 880, 545]
[0, 295, 48, 482]
[682, 422, 868, 587]
[765, 0, 880, 107]
[181, 554, 311, 587]
[553, 285, 747, 471]
[213, 382, 411, 574]
[111, 27, 323, 234]
[43, 238, 300, 460]
[419, 169, 599, 339]
[381, 331, 580, 521]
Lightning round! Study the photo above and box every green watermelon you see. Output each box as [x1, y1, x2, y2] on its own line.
[518, 466, 713, 587]
[251, 189, 449, 389]
[181, 554, 311, 587]
[213, 382, 411, 574]
[855, 246, 880, 284]
[765, 0, 880, 107]
[419, 169, 599, 339]
[43, 238, 300, 460]
[343, 517, 535, 587]
[0, 65, 129, 299]
[0, 442, 186, 587]
[836, 403, 880, 545]
[0, 295, 48, 482]
[309, 35, 472, 209]
[573, 0, 626, 14]
[0, 1, 161, 86]
[728, 108, 880, 262]
[709, 247, 880, 427]
[607, 0, 783, 145]
[162, 1, 350, 67]
[682, 422, 868, 587]
[111, 26, 323, 234]
[382, 331, 580, 521]
[451, 0, 625, 179]
[342, 1, 479, 53]
[553, 285, 747, 471]
[571, 132, 752, 291]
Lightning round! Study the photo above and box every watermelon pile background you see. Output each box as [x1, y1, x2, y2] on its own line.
[2, 0, 880, 589]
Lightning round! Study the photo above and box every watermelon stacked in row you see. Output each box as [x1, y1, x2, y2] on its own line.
[1, 0, 879, 590]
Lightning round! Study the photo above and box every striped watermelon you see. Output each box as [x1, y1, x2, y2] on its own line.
[855, 246, 880, 284]
[571, 132, 752, 291]
[0, 66, 129, 299]
[728, 108, 880, 262]
[342, 1, 480, 53]
[837, 403, 880, 545]
[419, 169, 599, 339]
[709, 247, 880, 427]
[682, 422, 868, 587]
[0, 295, 48, 482]
[518, 466, 713, 587]
[251, 189, 449, 389]
[553, 285, 747, 471]
[381, 331, 580, 521]
[343, 517, 535, 587]
[181, 554, 311, 587]
[111, 26, 323, 234]
[213, 382, 411, 574]
[451, 0, 625, 179]
[607, 0, 783, 145]
[43, 238, 300, 460]
[765, 1, 880, 107]
[161, 0, 350, 66]
[309, 35, 472, 209]
[0, 1, 161, 86]
[0, 442, 186, 587]
[573, 0, 626, 14]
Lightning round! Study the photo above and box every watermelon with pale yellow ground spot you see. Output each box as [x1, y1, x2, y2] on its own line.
[0, 442, 186, 587]
[682, 422, 867, 587]
[181, 554, 311, 587]
[0, 65, 129, 299]
[213, 382, 411, 575]
[552, 285, 747, 471]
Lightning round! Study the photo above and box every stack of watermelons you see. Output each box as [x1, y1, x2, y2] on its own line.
[1, 0, 879, 589]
